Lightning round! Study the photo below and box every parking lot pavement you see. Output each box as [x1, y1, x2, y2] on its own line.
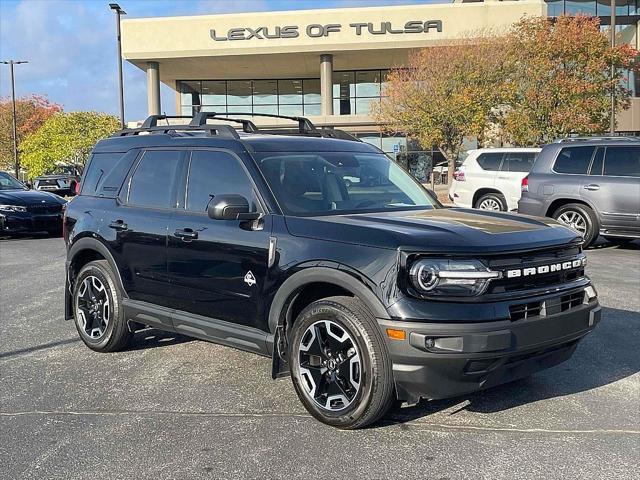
[1, 236, 638, 480]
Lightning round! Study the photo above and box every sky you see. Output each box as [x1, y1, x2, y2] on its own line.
[0, 0, 441, 122]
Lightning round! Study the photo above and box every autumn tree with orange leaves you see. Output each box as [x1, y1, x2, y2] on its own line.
[0, 94, 61, 170]
[374, 36, 509, 184]
[376, 15, 639, 184]
[502, 15, 639, 146]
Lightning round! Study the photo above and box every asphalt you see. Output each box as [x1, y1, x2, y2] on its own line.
[0, 235, 638, 479]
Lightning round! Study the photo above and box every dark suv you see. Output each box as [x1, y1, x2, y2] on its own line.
[64, 113, 601, 429]
[519, 137, 640, 247]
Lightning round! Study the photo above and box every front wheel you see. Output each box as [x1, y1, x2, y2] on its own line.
[553, 203, 599, 248]
[289, 296, 395, 429]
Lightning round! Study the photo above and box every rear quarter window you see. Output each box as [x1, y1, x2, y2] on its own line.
[476, 152, 504, 171]
[81, 153, 125, 196]
[604, 146, 640, 177]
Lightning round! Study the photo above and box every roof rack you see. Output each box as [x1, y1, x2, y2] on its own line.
[113, 113, 361, 142]
[553, 136, 640, 143]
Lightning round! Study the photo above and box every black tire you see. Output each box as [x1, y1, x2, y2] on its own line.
[603, 236, 634, 246]
[72, 260, 132, 352]
[344, 179, 352, 188]
[552, 203, 599, 248]
[474, 192, 507, 211]
[288, 296, 395, 429]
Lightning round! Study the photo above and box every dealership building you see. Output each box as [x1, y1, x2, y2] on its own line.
[120, 0, 640, 162]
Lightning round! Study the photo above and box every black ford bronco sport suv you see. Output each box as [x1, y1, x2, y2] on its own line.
[64, 113, 601, 429]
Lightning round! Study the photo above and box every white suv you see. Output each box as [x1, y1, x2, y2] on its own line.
[449, 148, 541, 211]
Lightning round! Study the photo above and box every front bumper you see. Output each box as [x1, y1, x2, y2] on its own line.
[380, 288, 600, 403]
[0, 211, 63, 234]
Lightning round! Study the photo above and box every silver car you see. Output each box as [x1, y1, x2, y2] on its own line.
[518, 137, 640, 248]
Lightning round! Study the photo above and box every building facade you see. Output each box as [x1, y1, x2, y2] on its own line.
[121, 0, 640, 171]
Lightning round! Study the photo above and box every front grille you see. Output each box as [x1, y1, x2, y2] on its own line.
[509, 291, 585, 321]
[38, 179, 60, 186]
[485, 245, 585, 295]
[26, 203, 62, 215]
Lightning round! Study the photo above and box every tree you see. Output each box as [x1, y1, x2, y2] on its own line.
[374, 37, 509, 185]
[502, 15, 639, 145]
[20, 112, 120, 178]
[0, 95, 61, 170]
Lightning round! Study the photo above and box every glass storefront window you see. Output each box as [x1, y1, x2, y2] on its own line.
[278, 79, 303, 104]
[304, 104, 321, 115]
[279, 104, 304, 116]
[355, 98, 379, 115]
[545, 0, 564, 15]
[333, 71, 355, 98]
[564, 0, 597, 15]
[200, 105, 226, 113]
[355, 71, 381, 97]
[334, 98, 355, 115]
[227, 81, 252, 106]
[252, 80, 277, 105]
[179, 80, 201, 107]
[253, 104, 278, 114]
[303, 79, 321, 104]
[201, 81, 226, 105]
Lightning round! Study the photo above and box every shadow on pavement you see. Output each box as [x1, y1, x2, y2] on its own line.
[381, 306, 640, 426]
[0, 337, 81, 360]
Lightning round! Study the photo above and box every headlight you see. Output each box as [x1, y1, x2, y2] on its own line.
[409, 259, 501, 297]
[0, 204, 27, 213]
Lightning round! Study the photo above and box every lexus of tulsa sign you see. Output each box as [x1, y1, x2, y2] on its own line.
[210, 21, 443, 41]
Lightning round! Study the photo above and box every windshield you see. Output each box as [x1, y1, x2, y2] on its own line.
[256, 152, 438, 216]
[46, 165, 80, 175]
[0, 172, 27, 190]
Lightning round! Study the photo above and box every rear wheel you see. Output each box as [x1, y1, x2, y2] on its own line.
[289, 296, 394, 429]
[552, 203, 599, 248]
[475, 192, 507, 211]
[73, 260, 132, 352]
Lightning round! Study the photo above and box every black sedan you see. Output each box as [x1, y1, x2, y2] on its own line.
[0, 171, 67, 236]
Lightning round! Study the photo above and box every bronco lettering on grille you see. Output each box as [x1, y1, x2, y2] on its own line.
[506, 257, 587, 279]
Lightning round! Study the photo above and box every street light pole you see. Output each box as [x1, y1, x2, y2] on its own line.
[610, 0, 616, 135]
[1, 60, 28, 179]
[109, 3, 127, 129]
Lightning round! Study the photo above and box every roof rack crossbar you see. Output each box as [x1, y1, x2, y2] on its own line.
[192, 111, 317, 134]
[141, 115, 194, 128]
[189, 112, 259, 133]
[112, 124, 240, 139]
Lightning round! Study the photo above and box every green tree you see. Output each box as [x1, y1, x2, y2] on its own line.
[374, 37, 509, 185]
[0, 95, 61, 170]
[502, 15, 639, 145]
[20, 112, 120, 177]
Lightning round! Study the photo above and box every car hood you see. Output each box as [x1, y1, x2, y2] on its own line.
[284, 208, 580, 254]
[0, 189, 66, 205]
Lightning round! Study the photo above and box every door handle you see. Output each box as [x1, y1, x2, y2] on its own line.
[108, 219, 128, 231]
[174, 228, 198, 241]
[583, 184, 600, 191]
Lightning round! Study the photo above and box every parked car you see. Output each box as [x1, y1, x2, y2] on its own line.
[519, 137, 640, 248]
[0, 171, 66, 235]
[64, 113, 600, 429]
[449, 148, 541, 211]
[33, 163, 83, 196]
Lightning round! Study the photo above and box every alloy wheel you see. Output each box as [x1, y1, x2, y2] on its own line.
[557, 210, 587, 235]
[75, 275, 110, 339]
[298, 320, 361, 412]
[479, 198, 501, 210]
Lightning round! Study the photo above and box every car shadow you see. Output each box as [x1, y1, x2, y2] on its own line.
[589, 238, 639, 251]
[379, 306, 640, 426]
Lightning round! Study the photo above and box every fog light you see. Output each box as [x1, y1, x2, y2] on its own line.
[584, 285, 597, 302]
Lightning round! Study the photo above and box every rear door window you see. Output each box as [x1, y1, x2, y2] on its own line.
[553, 146, 595, 174]
[503, 152, 536, 172]
[603, 146, 640, 177]
[476, 152, 504, 171]
[127, 150, 183, 208]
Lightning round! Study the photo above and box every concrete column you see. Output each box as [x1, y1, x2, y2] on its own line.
[146, 61, 161, 116]
[320, 54, 333, 116]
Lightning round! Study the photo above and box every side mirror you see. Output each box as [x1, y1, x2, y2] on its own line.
[207, 194, 261, 221]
